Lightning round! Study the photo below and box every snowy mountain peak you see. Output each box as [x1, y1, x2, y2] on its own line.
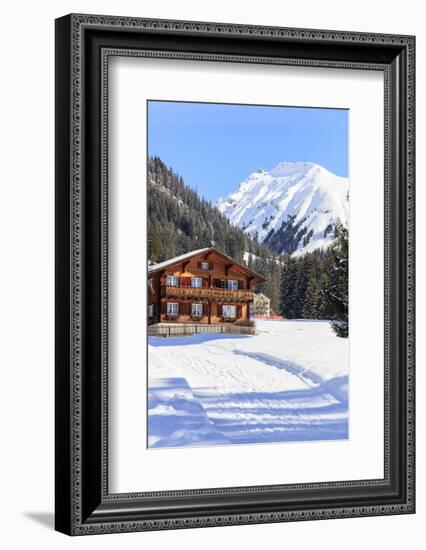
[269, 160, 317, 178]
[217, 161, 348, 257]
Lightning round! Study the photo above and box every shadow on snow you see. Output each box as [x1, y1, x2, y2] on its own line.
[233, 350, 348, 404]
[148, 333, 250, 347]
[148, 368, 349, 448]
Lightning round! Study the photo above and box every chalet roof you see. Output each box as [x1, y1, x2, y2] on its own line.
[148, 248, 211, 274]
[148, 247, 266, 282]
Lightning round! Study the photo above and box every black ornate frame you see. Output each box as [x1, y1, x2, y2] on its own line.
[55, 13, 415, 535]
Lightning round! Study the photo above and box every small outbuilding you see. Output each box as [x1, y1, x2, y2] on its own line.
[253, 292, 271, 317]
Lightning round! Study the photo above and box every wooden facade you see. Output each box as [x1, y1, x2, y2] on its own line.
[148, 248, 265, 327]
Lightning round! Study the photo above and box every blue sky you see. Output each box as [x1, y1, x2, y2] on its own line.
[148, 101, 348, 203]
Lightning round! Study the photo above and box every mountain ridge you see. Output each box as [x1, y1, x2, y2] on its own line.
[217, 161, 349, 256]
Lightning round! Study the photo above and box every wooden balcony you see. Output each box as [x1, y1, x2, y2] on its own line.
[163, 285, 254, 302]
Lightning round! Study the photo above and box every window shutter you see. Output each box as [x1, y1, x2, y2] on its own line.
[209, 262, 213, 270]
[203, 302, 208, 316]
[237, 305, 242, 318]
[197, 261, 201, 269]
[161, 301, 167, 313]
[220, 279, 226, 289]
[238, 280, 243, 290]
[217, 304, 222, 317]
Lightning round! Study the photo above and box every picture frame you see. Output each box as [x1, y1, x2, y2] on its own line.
[55, 13, 415, 535]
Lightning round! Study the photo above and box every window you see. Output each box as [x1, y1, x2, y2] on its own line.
[148, 278, 155, 294]
[227, 279, 238, 291]
[201, 262, 209, 270]
[191, 277, 202, 288]
[191, 303, 203, 316]
[148, 304, 154, 317]
[222, 305, 237, 318]
[167, 302, 179, 315]
[166, 275, 179, 287]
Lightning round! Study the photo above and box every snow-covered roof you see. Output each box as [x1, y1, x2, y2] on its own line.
[148, 246, 265, 282]
[148, 248, 210, 274]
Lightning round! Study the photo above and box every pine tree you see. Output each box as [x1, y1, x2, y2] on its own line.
[328, 220, 349, 337]
[317, 248, 334, 319]
[292, 257, 309, 318]
[262, 261, 282, 314]
[303, 254, 320, 318]
[280, 256, 298, 318]
[148, 225, 163, 262]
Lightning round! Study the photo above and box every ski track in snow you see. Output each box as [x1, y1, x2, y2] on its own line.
[148, 320, 349, 448]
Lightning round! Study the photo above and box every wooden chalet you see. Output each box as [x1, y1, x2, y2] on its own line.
[147, 247, 265, 331]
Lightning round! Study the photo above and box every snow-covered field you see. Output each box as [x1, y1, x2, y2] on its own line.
[147, 320, 349, 448]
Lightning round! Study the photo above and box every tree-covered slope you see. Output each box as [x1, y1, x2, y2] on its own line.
[147, 156, 274, 263]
